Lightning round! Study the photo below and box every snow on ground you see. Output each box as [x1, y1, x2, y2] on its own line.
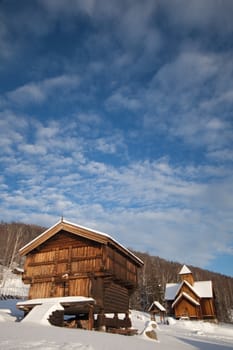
[0, 299, 233, 350]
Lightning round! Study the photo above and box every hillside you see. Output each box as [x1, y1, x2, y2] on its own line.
[0, 222, 232, 323]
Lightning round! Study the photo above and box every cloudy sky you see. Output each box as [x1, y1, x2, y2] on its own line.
[0, 0, 233, 277]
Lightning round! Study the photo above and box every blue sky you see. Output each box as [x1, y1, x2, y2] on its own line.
[0, 0, 233, 277]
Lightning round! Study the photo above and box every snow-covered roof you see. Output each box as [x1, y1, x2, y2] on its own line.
[19, 219, 108, 253]
[148, 301, 166, 312]
[193, 281, 213, 298]
[165, 283, 180, 300]
[0, 270, 29, 298]
[13, 267, 24, 273]
[165, 280, 213, 300]
[17, 296, 95, 309]
[19, 218, 143, 266]
[21, 302, 64, 326]
[177, 280, 201, 298]
[179, 265, 192, 275]
[172, 292, 200, 308]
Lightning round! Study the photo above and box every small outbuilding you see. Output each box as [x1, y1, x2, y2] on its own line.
[19, 219, 143, 331]
[148, 301, 166, 323]
[165, 265, 216, 320]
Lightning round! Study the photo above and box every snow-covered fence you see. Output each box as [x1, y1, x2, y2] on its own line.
[0, 285, 29, 299]
[0, 269, 29, 299]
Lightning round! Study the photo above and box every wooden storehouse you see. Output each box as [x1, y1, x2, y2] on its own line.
[148, 301, 166, 323]
[165, 265, 216, 320]
[19, 219, 143, 331]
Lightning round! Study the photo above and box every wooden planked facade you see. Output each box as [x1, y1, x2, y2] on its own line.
[19, 219, 143, 329]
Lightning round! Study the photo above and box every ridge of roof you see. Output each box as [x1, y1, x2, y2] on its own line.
[62, 218, 111, 239]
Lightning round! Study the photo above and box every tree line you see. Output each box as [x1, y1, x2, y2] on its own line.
[0, 222, 232, 322]
[0, 221, 45, 268]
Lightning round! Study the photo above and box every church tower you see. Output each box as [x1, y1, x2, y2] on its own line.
[179, 265, 194, 285]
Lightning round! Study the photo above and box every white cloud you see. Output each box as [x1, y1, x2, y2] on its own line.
[43, 74, 79, 90]
[7, 74, 80, 105]
[207, 148, 233, 162]
[140, 47, 233, 158]
[0, 0, 233, 274]
[75, 113, 102, 129]
[0, 111, 29, 154]
[35, 120, 60, 139]
[153, 50, 218, 93]
[0, 117, 232, 269]
[18, 143, 47, 156]
[8, 83, 45, 104]
[106, 90, 141, 111]
[95, 138, 120, 154]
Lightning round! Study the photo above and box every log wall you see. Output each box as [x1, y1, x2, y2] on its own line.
[106, 246, 137, 287]
[29, 282, 52, 299]
[200, 299, 215, 318]
[23, 232, 104, 282]
[104, 282, 129, 313]
[174, 299, 201, 319]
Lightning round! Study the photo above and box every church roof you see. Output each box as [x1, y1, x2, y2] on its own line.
[165, 280, 213, 300]
[178, 264, 192, 275]
[172, 292, 200, 308]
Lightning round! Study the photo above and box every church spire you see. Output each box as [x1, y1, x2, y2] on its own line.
[179, 265, 194, 285]
[179, 264, 192, 275]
